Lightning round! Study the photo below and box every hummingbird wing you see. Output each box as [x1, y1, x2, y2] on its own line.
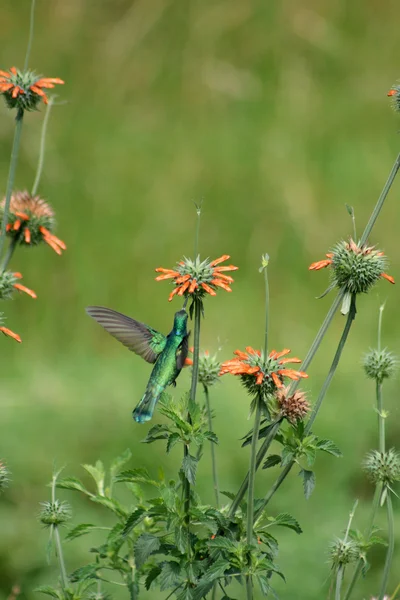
[175, 332, 190, 370]
[86, 306, 167, 363]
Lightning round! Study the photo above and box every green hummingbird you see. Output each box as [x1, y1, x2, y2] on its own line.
[86, 306, 190, 423]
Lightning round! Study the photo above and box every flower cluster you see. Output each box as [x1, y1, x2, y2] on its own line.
[275, 386, 310, 424]
[0, 271, 36, 300]
[1, 191, 66, 254]
[0, 67, 64, 111]
[220, 347, 307, 397]
[156, 254, 238, 302]
[309, 239, 394, 295]
[388, 86, 400, 112]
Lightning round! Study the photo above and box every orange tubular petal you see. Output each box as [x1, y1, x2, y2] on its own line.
[210, 278, 232, 292]
[184, 357, 193, 366]
[201, 282, 217, 296]
[44, 236, 62, 255]
[36, 77, 64, 86]
[24, 228, 31, 244]
[175, 274, 191, 284]
[0, 326, 21, 343]
[0, 70, 12, 77]
[213, 265, 238, 272]
[271, 372, 283, 388]
[210, 254, 230, 267]
[326, 253, 334, 258]
[13, 272, 22, 279]
[155, 267, 180, 275]
[11, 86, 21, 98]
[279, 369, 308, 380]
[177, 280, 191, 296]
[255, 371, 264, 385]
[278, 357, 302, 365]
[388, 89, 396, 96]
[155, 273, 179, 281]
[13, 220, 21, 231]
[168, 287, 180, 302]
[188, 278, 198, 293]
[14, 283, 37, 299]
[234, 349, 250, 360]
[6, 224, 12, 232]
[48, 234, 66, 250]
[0, 83, 14, 92]
[213, 272, 234, 283]
[245, 346, 258, 356]
[381, 273, 395, 284]
[15, 211, 30, 220]
[10, 67, 17, 75]
[30, 85, 48, 103]
[309, 259, 332, 271]
[273, 348, 291, 360]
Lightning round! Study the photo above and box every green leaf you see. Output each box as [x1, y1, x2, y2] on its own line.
[90, 495, 127, 517]
[134, 533, 161, 568]
[221, 490, 236, 501]
[114, 468, 157, 486]
[204, 431, 219, 444]
[56, 477, 91, 496]
[281, 447, 295, 467]
[315, 439, 342, 458]
[262, 454, 282, 470]
[198, 557, 230, 584]
[69, 563, 99, 582]
[82, 461, 105, 495]
[174, 525, 189, 553]
[145, 565, 162, 590]
[299, 469, 316, 499]
[159, 560, 182, 591]
[166, 432, 181, 453]
[142, 423, 170, 443]
[271, 513, 302, 534]
[208, 536, 237, 551]
[303, 446, 317, 467]
[181, 454, 198, 485]
[123, 507, 146, 537]
[241, 421, 274, 447]
[110, 448, 132, 478]
[65, 523, 97, 542]
[35, 586, 62, 599]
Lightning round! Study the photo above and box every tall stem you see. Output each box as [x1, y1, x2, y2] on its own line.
[246, 393, 262, 600]
[377, 381, 385, 454]
[24, 0, 36, 70]
[0, 237, 18, 273]
[204, 385, 219, 507]
[0, 110, 24, 264]
[263, 258, 269, 357]
[32, 96, 54, 196]
[193, 202, 202, 259]
[379, 494, 394, 600]
[54, 526, 68, 590]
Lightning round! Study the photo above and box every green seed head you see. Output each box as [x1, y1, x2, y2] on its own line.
[331, 239, 389, 295]
[363, 449, 400, 485]
[39, 500, 71, 527]
[0, 461, 10, 493]
[362, 348, 397, 382]
[330, 538, 359, 567]
[0, 271, 19, 300]
[198, 352, 222, 388]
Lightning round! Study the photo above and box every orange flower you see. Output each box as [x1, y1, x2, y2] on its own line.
[0, 67, 64, 110]
[309, 239, 394, 294]
[0, 271, 36, 300]
[220, 347, 307, 396]
[155, 254, 238, 302]
[0, 325, 21, 343]
[1, 191, 66, 255]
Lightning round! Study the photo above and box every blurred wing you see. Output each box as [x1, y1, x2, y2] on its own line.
[86, 306, 167, 363]
[176, 332, 190, 370]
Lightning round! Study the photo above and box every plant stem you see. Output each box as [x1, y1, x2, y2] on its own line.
[32, 96, 55, 196]
[0, 237, 18, 272]
[204, 385, 219, 507]
[53, 526, 68, 590]
[246, 393, 262, 600]
[379, 493, 395, 600]
[335, 567, 344, 600]
[0, 109, 24, 265]
[193, 201, 202, 258]
[360, 152, 400, 246]
[24, 0, 36, 71]
[263, 260, 269, 357]
[377, 381, 385, 454]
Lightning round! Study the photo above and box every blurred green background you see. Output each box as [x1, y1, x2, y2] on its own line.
[1, 0, 400, 598]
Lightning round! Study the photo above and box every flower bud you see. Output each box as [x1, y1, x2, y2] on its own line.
[330, 538, 359, 567]
[198, 352, 222, 388]
[275, 387, 310, 424]
[362, 348, 397, 383]
[39, 500, 71, 527]
[363, 449, 400, 485]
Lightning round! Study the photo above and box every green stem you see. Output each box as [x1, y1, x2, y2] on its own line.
[255, 296, 357, 517]
[0, 237, 18, 273]
[379, 493, 395, 600]
[204, 385, 219, 507]
[377, 381, 385, 454]
[23, 0, 36, 70]
[246, 393, 262, 600]
[193, 202, 202, 258]
[0, 109, 24, 264]
[263, 263, 269, 357]
[377, 304, 384, 353]
[53, 526, 68, 590]
[360, 152, 400, 246]
[335, 567, 344, 600]
[32, 96, 54, 197]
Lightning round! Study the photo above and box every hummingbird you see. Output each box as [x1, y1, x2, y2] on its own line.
[86, 306, 190, 423]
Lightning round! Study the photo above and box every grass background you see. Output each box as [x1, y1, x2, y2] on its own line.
[1, 0, 400, 598]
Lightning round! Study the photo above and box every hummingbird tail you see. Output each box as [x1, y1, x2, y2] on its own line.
[132, 389, 160, 424]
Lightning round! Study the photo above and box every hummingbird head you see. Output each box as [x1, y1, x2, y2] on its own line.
[173, 309, 188, 335]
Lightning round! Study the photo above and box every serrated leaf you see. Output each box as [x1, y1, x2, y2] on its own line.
[134, 533, 161, 568]
[281, 447, 295, 467]
[303, 446, 317, 467]
[90, 494, 127, 517]
[69, 563, 99, 582]
[82, 461, 105, 495]
[35, 586, 63, 599]
[159, 560, 182, 591]
[271, 513, 302, 534]
[145, 565, 162, 590]
[65, 523, 97, 542]
[299, 469, 315, 499]
[220, 490, 236, 501]
[315, 439, 342, 458]
[204, 431, 219, 444]
[123, 507, 146, 537]
[56, 477, 91, 496]
[166, 432, 181, 453]
[241, 421, 273, 447]
[262, 454, 282, 470]
[181, 454, 198, 485]
[110, 449, 132, 478]
[174, 526, 189, 553]
[208, 536, 237, 551]
[142, 423, 170, 443]
[114, 468, 157, 486]
[199, 557, 230, 584]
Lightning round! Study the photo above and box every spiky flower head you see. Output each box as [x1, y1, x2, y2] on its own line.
[330, 538, 359, 568]
[388, 85, 400, 112]
[0, 67, 64, 111]
[275, 386, 310, 424]
[363, 449, 400, 485]
[187, 350, 222, 388]
[0, 461, 10, 493]
[309, 239, 394, 295]
[155, 254, 238, 302]
[1, 191, 66, 254]
[0, 312, 21, 343]
[363, 348, 397, 383]
[220, 347, 308, 397]
[0, 271, 36, 301]
[39, 499, 71, 527]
